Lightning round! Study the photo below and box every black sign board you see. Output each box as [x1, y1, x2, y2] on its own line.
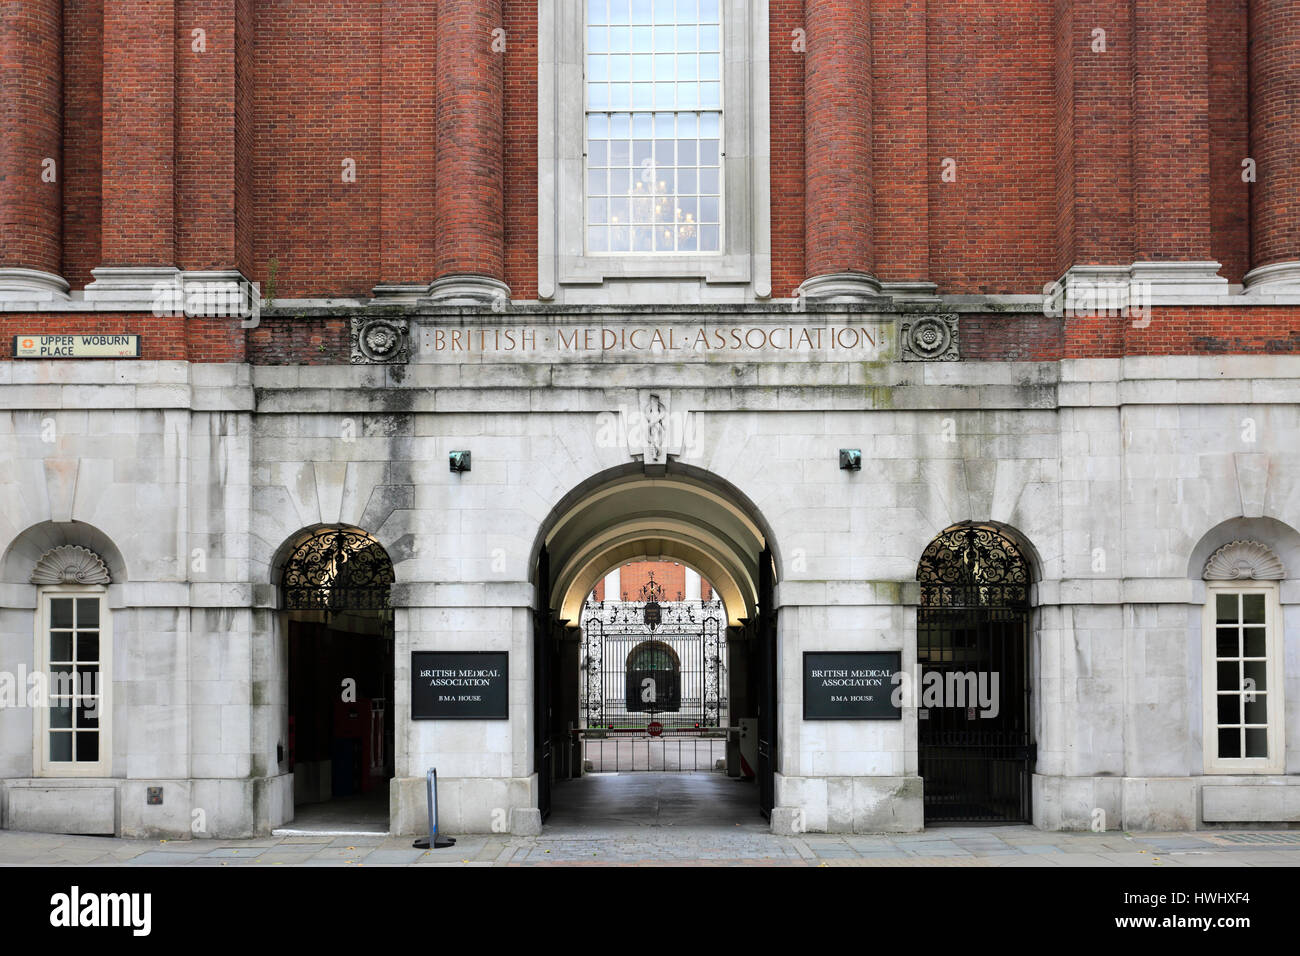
[803, 651, 902, 720]
[411, 651, 509, 720]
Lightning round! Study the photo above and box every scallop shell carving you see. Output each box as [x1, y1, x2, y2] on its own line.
[1203, 540, 1284, 581]
[29, 545, 111, 585]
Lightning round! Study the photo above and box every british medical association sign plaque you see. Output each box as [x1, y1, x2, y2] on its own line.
[411, 651, 509, 720]
[803, 651, 902, 720]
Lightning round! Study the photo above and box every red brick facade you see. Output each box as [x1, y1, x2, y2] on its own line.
[2, 1, 1299, 358]
[593, 561, 714, 605]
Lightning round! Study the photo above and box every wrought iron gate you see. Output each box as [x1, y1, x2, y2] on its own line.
[917, 526, 1034, 823]
[755, 545, 776, 817]
[283, 527, 394, 612]
[581, 577, 725, 732]
[534, 548, 553, 819]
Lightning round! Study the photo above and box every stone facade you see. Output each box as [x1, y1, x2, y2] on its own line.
[0, 305, 1298, 836]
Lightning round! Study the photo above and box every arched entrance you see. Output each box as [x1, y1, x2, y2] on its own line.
[530, 467, 779, 826]
[624, 640, 684, 715]
[280, 526, 396, 830]
[916, 524, 1034, 824]
[579, 564, 728, 773]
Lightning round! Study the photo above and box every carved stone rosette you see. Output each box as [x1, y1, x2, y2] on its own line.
[350, 317, 410, 365]
[900, 313, 959, 362]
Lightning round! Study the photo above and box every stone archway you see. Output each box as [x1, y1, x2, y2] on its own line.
[276, 526, 396, 832]
[529, 466, 779, 822]
[916, 523, 1035, 824]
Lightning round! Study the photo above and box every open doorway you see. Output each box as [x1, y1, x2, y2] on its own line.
[916, 524, 1034, 824]
[579, 560, 729, 772]
[280, 527, 396, 832]
[530, 469, 779, 830]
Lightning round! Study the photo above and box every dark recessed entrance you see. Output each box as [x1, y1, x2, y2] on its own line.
[917, 525, 1034, 824]
[282, 527, 396, 830]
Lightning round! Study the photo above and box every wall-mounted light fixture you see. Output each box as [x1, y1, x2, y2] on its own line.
[839, 449, 862, 471]
[449, 451, 471, 473]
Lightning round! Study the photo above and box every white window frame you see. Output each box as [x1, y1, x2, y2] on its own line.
[34, 586, 112, 777]
[1201, 582, 1284, 774]
[539, 0, 770, 302]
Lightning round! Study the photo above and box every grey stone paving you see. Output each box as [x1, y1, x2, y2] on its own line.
[5, 775, 1299, 867]
[0, 824, 1299, 867]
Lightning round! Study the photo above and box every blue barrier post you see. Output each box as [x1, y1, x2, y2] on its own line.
[412, 767, 457, 849]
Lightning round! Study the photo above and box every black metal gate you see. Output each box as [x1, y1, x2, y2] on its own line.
[917, 526, 1033, 823]
[581, 573, 725, 732]
[756, 546, 777, 817]
[534, 547, 553, 819]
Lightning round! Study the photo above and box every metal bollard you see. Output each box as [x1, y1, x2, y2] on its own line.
[412, 767, 457, 849]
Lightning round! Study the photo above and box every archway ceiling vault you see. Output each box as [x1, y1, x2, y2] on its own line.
[556, 528, 753, 627]
[545, 477, 766, 628]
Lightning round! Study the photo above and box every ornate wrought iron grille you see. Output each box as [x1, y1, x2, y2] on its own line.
[917, 525, 1030, 609]
[581, 590, 725, 730]
[282, 528, 394, 611]
[917, 525, 1033, 823]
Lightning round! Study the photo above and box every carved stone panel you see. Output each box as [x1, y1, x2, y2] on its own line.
[1203, 540, 1285, 581]
[899, 313, 959, 362]
[30, 545, 111, 585]
[350, 316, 410, 365]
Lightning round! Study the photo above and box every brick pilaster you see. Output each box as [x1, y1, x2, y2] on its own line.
[1132, 1, 1213, 263]
[1246, 0, 1300, 287]
[871, 0, 928, 287]
[176, 0, 254, 275]
[801, 0, 875, 297]
[1053, 0, 1133, 276]
[101, 0, 176, 267]
[0, 0, 64, 291]
[433, 0, 508, 300]
[379, 0, 437, 289]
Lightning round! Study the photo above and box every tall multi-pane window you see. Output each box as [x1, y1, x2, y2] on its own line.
[37, 590, 110, 774]
[1203, 583, 1283, 772]
[585, 0, 723, 254]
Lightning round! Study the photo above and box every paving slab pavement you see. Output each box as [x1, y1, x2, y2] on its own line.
[1, 824, 1299, 867]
